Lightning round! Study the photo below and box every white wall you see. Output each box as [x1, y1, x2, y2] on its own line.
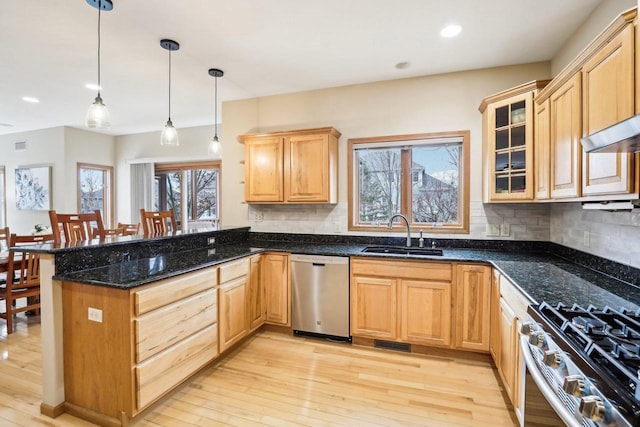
[0, 126, 115, 233]
[114, 124, 216, 223]
[551, 0, 635, 76]
[221, 62, 552, 239]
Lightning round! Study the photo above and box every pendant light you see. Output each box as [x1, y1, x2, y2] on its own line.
[85, 0, 113, 129]
[160, 39, 180, 146]
[207, 68, 224, 156]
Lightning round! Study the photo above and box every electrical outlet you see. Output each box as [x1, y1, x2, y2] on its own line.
[253, 211, 264, 221]
[486, 224, 500, 236]
[500, 224, 511, 237]
[88, 307, 103, 323]
[583, 231, 590, 248]
[334, 221, 341, 233]
[208, 237, 216, 245]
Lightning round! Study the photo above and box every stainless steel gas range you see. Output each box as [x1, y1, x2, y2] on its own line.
[521, 302, 640, 427]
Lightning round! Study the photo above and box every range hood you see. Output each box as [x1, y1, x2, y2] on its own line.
[581, 114, 640, 153]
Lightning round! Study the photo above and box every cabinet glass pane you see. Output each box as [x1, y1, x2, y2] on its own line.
[511, 174, 526, 193]
[496, 129, 509, 150]
[510, 100, 526, 124]
[511, 125, 525, 147]
[495, 153, 509, 171]
[496, 106, 509, 128]
[495, 175, 509, 194]
[511, 150, 526, 170]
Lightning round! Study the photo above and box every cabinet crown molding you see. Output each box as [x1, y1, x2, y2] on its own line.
[478, 80, 551, 113]
[237, 126, 341, 143]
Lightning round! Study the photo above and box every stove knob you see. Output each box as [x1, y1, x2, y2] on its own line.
[520, 322, 535, 336]
[529, 331, 547, 348]
[543, 350, 562, 368]
[563, 375, 586, 397]
[579, 396, 606, 422]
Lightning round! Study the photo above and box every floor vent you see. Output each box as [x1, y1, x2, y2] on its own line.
[374, 340, 410, 352]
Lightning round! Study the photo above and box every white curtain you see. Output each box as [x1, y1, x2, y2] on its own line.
[130, 163, 154, 222]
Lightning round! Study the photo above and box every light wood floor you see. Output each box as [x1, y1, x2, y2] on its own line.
[0, 314, 518, 427]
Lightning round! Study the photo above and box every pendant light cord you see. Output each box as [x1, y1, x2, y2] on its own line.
[97, 2, 102, 97]
[214, 75, 218, 138]
[168, 50, 172, 121]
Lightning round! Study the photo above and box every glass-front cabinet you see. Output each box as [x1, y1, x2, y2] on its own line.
[479, 80, 549, 202]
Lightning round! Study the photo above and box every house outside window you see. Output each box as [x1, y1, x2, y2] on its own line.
[348, 131, 469, 233]
[154, 162, 220, 227]
[77, 163, 113, 227]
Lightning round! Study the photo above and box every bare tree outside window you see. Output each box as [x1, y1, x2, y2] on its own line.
[78, 164, 113, 226]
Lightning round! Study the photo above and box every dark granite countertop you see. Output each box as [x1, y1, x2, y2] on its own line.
[52, 238, 640, 314]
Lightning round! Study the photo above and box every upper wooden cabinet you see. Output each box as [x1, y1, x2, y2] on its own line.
[239, 127, 340, 204]
[549, 73, 583, 199]
[582, 23, 635, 196]
[534, 99, 551, 200]
[479, 80, 549, 202]
[534, 8, 638, 201]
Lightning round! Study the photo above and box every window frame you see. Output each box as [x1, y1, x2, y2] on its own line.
[154, 161, 221, 225]
[347, 130, 470, 233]
[77, 163, 114, 227]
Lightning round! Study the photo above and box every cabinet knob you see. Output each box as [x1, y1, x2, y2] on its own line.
[529, 331, 547, 348]
[520, 322, 535, 335]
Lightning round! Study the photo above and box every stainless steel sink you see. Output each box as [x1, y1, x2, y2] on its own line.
[361, 246, 443, 256]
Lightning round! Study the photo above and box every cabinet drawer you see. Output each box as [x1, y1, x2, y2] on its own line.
[219, 258, 250, 283]
[351, 257, 452, 281]
[136, 324, 218, 410]
[135, 288, 217, 362]
[499, 275, 530, 320]
[134, 268, 217, 316]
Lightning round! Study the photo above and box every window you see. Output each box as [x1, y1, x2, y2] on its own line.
[348, 131, 469, 233]
[154, 162, 220, 226]
[77, 163, 113, 227]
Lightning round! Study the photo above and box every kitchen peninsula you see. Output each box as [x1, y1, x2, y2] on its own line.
[26, 226, 640, 426]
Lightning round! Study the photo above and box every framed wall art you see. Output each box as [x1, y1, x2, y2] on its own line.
[15, 165, 52, 211]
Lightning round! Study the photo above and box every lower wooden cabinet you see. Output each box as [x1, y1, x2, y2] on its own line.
[219, 258, 250, 353]
[263, 252, 291, 326]
[453, 264, 491, 352]
[248, 254, 265, 332]
[491, 270, 530, 422]
[61, 267, 219, 423]
[351, 257, 457, 348]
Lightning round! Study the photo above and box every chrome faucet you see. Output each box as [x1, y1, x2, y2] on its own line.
[388, 214, 411, 247]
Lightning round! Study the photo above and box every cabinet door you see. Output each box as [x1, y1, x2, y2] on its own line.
[219, 276, 249, 353]
[489, 270, 501, 363]
[488, 93, 534, 201]
[285, 133, 332, 202]
[351, 275, 397, 340]
[498, 298, 517, 403]
[550, 73, 582, 199]
[582, 24, 635, 196]
[244, 136, 284, 202]
[454, 264, 491, 352]
[534, 99, 550, 200]
[264, 253, 290, 325]
[399, 279, 451, 347]
[248, 255, 265, 332]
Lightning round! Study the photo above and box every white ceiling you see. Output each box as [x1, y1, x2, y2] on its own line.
[0, 0, 604, 137]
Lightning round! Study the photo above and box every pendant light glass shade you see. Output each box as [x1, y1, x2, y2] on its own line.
[161, 119, 179, 146]
[207, 68, 224, 156]
[86, 94, 110, 128]
[160, 39, 180, 146]
[85, 0, 112, 129]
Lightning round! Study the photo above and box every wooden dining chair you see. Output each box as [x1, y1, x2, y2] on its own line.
[93, 227, 124, 238]
[1, 233, 54, 334]
[0, 227, 9, 252]
[49, 210, 106, 243]
[140, 209, 177, 235]
[117, 222, 140, 236]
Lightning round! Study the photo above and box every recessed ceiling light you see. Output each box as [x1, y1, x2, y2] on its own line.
[395, 61, 410, 70]
[85, 83, 102, 91]
[440, 24, 462, 38]
[22, 96, 39, 103]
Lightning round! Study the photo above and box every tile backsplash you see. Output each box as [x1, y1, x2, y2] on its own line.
[550, 203, 640, 269]
[248, 201, 551, 241]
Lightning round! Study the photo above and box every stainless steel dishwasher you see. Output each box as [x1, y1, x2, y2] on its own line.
[291, 254, 350, 341]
